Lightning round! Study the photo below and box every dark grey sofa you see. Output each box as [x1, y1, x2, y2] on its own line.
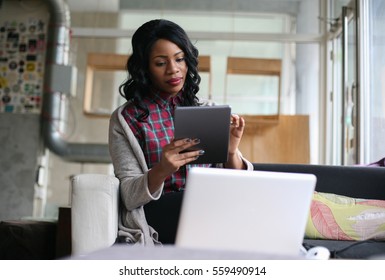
[252, 163, 385, 259]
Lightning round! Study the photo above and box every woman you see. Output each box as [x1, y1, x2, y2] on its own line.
[109, 19, 253, 246]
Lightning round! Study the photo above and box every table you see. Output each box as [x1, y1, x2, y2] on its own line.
[70, 244, 302, 260]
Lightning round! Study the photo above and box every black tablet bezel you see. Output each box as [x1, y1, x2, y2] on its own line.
[174, 105, 231, 164]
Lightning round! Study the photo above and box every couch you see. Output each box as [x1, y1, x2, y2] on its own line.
[252, 163, 385, 259]
[71, 163, 385, 259]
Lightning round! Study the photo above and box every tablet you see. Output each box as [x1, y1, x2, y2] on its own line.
[174, 105, 231, 164]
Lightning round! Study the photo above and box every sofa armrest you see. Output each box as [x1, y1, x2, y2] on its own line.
[71, 174, 119, 256]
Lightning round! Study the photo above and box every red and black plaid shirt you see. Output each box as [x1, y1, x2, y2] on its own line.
[122, 91, 209, 193]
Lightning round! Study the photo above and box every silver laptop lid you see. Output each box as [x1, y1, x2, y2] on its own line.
[176, 167, 316, 256]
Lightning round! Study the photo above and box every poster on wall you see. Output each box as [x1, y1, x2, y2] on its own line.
[0, 16, 48, 113]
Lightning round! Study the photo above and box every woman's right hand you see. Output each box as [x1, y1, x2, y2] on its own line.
[147, 138, 203, 193]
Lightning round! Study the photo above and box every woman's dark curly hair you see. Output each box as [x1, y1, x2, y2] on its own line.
[119, 19, 201, 118]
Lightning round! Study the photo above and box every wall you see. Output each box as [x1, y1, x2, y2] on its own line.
[239, 115, 310, 163]
[0, 114, 41, 221]
[295, 0, 320, 163]
[0, 0, 48, 220]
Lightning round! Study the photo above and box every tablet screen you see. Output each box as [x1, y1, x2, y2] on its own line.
[174, 105, 231, 164]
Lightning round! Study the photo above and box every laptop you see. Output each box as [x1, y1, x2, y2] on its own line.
[175, 167, 316, 257]
[174, 105, 231, 164]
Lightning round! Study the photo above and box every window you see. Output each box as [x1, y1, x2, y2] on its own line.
[83, 53, 211, 117]
[226, 57, 281, 117]
[83, 53, 127, 117]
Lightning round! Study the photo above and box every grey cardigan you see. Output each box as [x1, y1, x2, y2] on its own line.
[108, 103, 253, 246]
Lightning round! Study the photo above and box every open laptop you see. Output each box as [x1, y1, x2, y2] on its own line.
[175, 167, 316, 257]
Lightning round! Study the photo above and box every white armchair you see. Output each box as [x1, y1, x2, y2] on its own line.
[70, 174, 119, 256]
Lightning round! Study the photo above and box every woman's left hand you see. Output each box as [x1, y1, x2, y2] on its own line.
[228, 114, 245, 154]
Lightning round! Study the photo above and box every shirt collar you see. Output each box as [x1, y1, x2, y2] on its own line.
[146, 90, 184, 108]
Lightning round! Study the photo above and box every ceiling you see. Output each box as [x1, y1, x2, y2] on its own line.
[66, 0, 307, 15]
[66, 0, 119, 12]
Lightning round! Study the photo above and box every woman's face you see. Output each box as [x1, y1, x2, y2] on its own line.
[148, 39, 188, 96]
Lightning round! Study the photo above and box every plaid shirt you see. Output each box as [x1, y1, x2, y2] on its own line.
[122, 91, 209, 193]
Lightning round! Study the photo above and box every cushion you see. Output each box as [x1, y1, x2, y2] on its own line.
[305, 192, 385, 241]
[0, 220, 57, 260]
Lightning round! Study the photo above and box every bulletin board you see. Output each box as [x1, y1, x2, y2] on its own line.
[0, 2, 49, 113]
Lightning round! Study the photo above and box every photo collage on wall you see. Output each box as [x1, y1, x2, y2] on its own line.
[0, 17, 47, 113]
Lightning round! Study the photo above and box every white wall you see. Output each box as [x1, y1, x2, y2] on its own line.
[295, 0, 320, 163]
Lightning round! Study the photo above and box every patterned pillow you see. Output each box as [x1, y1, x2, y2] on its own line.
[305, 192, 385, 241]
